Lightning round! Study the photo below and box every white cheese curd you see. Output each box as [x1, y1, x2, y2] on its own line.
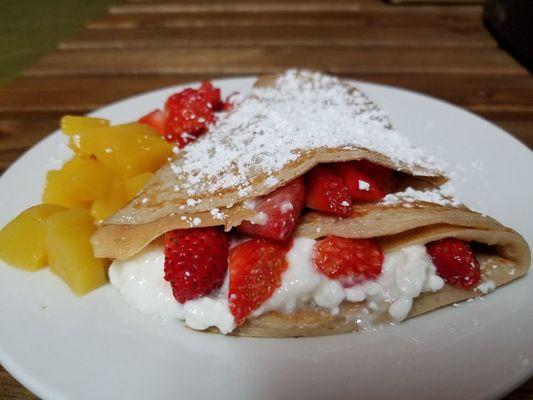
[252, 238, 324, 316]
[183, 297, 235, 334]
[109, 245, 236, 333]
[109, 245, 184, 320]
[345, 244, 444, 321]
[109, 239, 445, 334]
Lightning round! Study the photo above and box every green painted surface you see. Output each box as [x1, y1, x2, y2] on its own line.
[0, 0, 116, 85]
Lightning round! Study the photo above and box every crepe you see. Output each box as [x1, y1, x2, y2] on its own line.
[225, 202, 530, 337]
[92, 69, 531, 337]
[92, 70, 446, 259]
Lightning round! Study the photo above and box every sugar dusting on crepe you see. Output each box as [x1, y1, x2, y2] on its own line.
[169, 69, 443, 197]
[381, 182, 462, 207]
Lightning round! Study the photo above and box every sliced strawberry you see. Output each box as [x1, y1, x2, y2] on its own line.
[334, 160, 395, 202]
[198, 81, 222, 111]
[228, 238, 291, 325]
[164, 227, 229, 303]
[313, 236, 383, 287]
[138, 109, 165, 135]
[426, 238, 480, 290]
[305, 165, 352, 217]
[220, 92, 238, 111]
[237, 177, 305, 241]
[163, 88, 215, 147]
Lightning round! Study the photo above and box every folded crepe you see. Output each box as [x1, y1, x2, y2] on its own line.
[93, 70, 446, 259]
[92, 70, 530, 337]
[230, 201, 530, 337]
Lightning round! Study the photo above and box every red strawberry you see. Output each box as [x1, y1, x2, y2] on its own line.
[163, 88, 215, 147]
[164, 227, 229, 303]
[237, 177, 305, 241]
[228, 238, 291, 325]
[305, 165, 352, 217]
[334, 160, 395, 202]
[313, 236, 383, 287]
[426, 238, 480, 290]
[198, 81, 222, 111]
[138, 109, 165, 135]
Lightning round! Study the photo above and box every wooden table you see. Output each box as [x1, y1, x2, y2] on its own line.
[0, 0, 531, 398]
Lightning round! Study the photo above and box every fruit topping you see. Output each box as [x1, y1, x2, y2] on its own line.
[334, 160, 395, 202]
[237, 177, 305, 241]
[138, 81, 229, 148]
[164, 227, 229, 303]
[61, 116, 110, 136]
[0, 204, 66, 271]
[198, 81, 223, 111]
[313, 236, 383, 287]
[228, 238, 291, 325]
[45, 156, 113, 203]
[70, 122, 173, 179]
[426, 238, 481, 290]
[124, 172, 154, 201]
[305, 165, 352, 217]
[138, 110, 165, 135]
[44, 208, 109, 296]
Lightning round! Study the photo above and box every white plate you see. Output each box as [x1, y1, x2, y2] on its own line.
[0, 77, 532, 400]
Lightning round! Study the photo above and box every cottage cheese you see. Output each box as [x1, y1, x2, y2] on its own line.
[109, 239, 444, 334]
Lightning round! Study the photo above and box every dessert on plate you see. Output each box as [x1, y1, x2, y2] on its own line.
[89, 70, 530, 337]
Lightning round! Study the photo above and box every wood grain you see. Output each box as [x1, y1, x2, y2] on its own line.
[2, 74, 533, 120]
[0, 0, 532, 398]
[88, 9, 482, 29]
[24, 47, 527, 77]
[61, 25, 495, 49]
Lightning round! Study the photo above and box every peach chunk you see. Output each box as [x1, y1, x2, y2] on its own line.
[44, 208, 108, 296]
[70, 123, 173, 179]
[124, 172, 154, 200]
[43, 170, 89, 209]
[90, 178, 128, 222]
[61, 115, 110, 136]
[52, 156, 112, 202]
[0, 204, 67, 271]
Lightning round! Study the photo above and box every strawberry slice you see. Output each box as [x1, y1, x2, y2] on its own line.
[237, 177, 305, 241]
[313, 236, 383, 287]
[305, 165, 352, 217]
[164, 227, 229, 303]
[228, 238, 291, 325]
[198, 81, 222, 111]
[138, 109, 165, 135]
[164, 88, 215, 146]
[334, 160, 395, 202]
[426, 238, 481, 290]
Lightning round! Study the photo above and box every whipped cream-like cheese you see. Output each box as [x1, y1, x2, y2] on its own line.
[109, 245, 236, 334]
[109, 239, 444, 334]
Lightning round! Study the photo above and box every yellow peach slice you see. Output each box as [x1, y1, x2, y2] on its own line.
[44, 208, 108, 296]
[71, 123, 172, 179]
[43, 170, 89, 209]
[61, 115, 110, 136]
[90, 178, 128, 222]
[0, 204, 67, 271]
[124, 172, 154, 200]
[54, 156, 112, 202]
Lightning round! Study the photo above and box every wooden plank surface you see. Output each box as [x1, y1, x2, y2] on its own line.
[61, 25, 495, 49]
[2, 74, 533, 120]
[23, 47, 527, 76]
[89, 7, 483, 29]
[0, 0, 532, 398]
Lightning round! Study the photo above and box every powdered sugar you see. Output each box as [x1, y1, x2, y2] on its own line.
[477, 280, 496, 294]
[169, 70, 442, 197]
[358, 180, 370, 191]
[381, 183, 461, 207]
